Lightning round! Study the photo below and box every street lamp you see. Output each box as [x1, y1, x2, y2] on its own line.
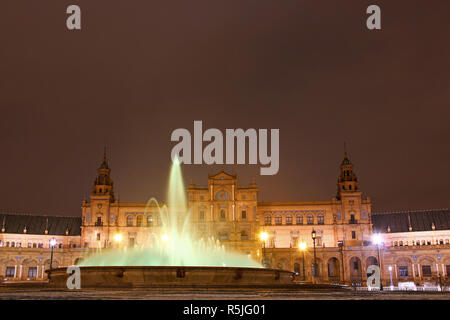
[49, 238, 57, 270]
[372, 233, 384, 291]
[260, 231, 269, 268]
[161, 234, 169, 243]
[311, 230, 317, 279]
[299, 242, 307, 281]
[388, 265, 393, 290]
[113, 233, 123, 246]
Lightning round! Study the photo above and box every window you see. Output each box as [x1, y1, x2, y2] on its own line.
[28, 267, 37, 279]
[296, 215, 303, 225]
[307, 214, 314, 225]
[241, 211, 247, 220]
[351, 231, 356, 239]
[446, 239, 449, 244]
[200, 196, 204, 201]
[147, 215, 153, 226]
[38, 243, 43, 248]
[350, 214, 356, 224]
[446, 265, 450, 276]
[241, 231, 248, 240]
[11, 242, 15, 248]
[215, 190, 230, 200]
[96, 233, 101, 241]
[218, 231, 228, 241]
[286, 215, 292, 225]
[136, 216, 143, 227]
[422, 265, 432, 277]
[28, 243, 32, 248]
[292, 237, 298, 248]
[317, 214, 324, 225]
[399, 266, 408, 277]
[264, 215, 271, 226]
[96, 217, 102, 226]
[275, 215, 282, 225]
[110, 213, 114, 224]
[220, 210, 226, 221]
[5, 267, 15, 278]
[294, 263, 300, 275]
[127, 216, 134, 227]
[199, 211, 205, 221]
[353, 261, 359, 270]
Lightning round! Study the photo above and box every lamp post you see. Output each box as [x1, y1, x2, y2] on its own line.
[299, 242, 307, 281]
[311, 230, 317, 280]
[372, 233, 384, 291]
[388, 266, 393, 290]
[260, 231, 269, 268]
[49, 238, 57, 270]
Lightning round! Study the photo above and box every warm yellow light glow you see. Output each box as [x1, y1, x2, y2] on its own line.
[161, 234, 169, 242]
[372, 233, 383, 245]
[49, 238, 57, 247]
[299, 242, 307, 251]
[259, 232, 268, 242]
[113, 233, 123, 243]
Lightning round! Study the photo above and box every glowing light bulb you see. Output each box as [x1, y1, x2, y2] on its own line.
[113, 233, 123, 243]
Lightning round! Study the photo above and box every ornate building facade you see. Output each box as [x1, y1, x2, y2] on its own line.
[0, 151, 449, 288]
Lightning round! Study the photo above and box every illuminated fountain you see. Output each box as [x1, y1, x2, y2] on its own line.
[47, 159, 294, 288]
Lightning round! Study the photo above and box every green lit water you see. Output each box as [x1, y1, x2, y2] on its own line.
[80, 159, 261, 268]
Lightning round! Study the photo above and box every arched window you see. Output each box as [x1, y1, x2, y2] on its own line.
[220, 210, 226, 221]
[317, 214, 324, 225]
[147, 215, 153, 226]
[296, 215, 303, 225]
[307, 214, 314, 225]
[126, 215, 134, 227]
[264, 215, 271, 225]
[286, 215, 292, 225]
[136, 215, 143, 227]
[275, 215, 282, 225]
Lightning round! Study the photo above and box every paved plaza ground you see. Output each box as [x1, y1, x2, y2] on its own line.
[0, 287, 450, 300]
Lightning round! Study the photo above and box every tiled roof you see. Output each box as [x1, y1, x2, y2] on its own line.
[372, 209, 450, 233]
[0, 213, 81, 236]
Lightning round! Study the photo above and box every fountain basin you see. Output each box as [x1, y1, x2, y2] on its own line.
[47, 266, 295, 289]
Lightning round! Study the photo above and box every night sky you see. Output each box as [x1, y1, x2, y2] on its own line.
[0, 1, 449, 216]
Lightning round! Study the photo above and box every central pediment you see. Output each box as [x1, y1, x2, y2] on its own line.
[208, 170, 236, 180]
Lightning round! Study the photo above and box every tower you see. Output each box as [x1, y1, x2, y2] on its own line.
[92, 148, 115, 202]
[334, 146, 371, 246]
[336, 146, 359, 200]
[81, 148, 115, 248]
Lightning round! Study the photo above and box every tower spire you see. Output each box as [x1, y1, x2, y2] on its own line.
[93, 147, 115, 202]
[336, 145, 359, 199]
